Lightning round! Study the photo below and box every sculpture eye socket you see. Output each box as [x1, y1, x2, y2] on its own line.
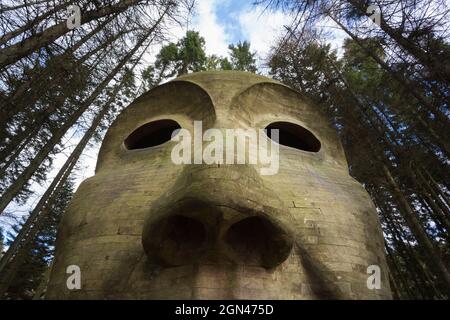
[265, 121, 321, 152]
[124, 119, 181, 150]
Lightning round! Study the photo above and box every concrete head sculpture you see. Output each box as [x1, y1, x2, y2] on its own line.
[46, 71, 391, 299]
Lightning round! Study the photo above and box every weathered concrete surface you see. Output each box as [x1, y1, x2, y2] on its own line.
[46, 71, 392, 299]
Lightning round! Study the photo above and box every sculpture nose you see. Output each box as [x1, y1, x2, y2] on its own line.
[141, 164, 293, 268]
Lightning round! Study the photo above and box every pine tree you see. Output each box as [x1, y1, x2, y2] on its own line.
[142, 30, 208, 87]
[228, 41, 257, 72]
[2, 179, 74, 300]
[141, 31, 259, 91]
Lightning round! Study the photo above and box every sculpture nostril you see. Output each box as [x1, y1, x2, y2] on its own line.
[142, 214, 207, 266]
[224, 216, 292, 268]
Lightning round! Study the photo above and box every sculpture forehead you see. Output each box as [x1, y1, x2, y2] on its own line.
[131, 70, 323, 127]
[174, 70, 282, 109]
[125, 70, 318, 124]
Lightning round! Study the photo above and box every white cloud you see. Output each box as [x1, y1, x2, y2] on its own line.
[237, 6, 351, 66]
[191, 0, 231, 56]
[237, 7, 288, 70]
[142, 0, 232, 66]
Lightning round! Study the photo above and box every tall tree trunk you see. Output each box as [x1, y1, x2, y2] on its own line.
[0, 13, 117, 124]
[0, 17, 128, 166]
[422, 168, 450, 208]
[0, 1, 51, 14]
[418, 180, 450, 227]
[0, 27, 155, 214]
[0, 1, 75, 46]
[320, 22, 450, 158]
[328, 13, 450, 135]
[414, 167, 450, 231]
[347, 0, 450, 83]
[0, 0, 144, 69]
[381, 164, 450, 291]
[374, 192, 436, 298]
[32, 262, 53, 300]
[0, 236, 33, 297]
[384, 244, 415, 299]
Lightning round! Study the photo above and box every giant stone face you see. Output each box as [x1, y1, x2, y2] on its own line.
[46, 71, 392, 299]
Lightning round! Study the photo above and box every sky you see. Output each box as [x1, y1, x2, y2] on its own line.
[167, 0, 347, 70]
[137, 0, 297, 74]
[0, 0, 348, 237]
[189, 0, 289, 65]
